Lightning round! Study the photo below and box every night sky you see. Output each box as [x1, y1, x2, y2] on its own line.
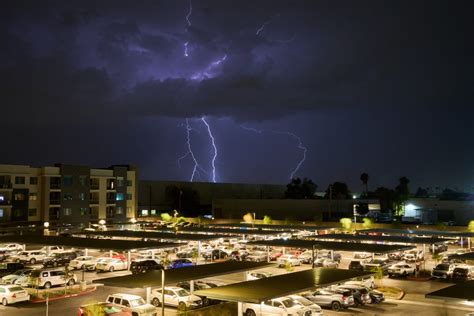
[1, 1, 473, 191]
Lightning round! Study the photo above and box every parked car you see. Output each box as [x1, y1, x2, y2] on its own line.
[403, 250, 424, 262]
[78, 302, 132, 315]
[277, 255, 301, 267]
[130, 260, 163, 274]
[43, 251, 78, 268]
[106, 293, 156, 316]
[317, 250, 342, 262]
[96, 258, 128, 272]
[388, 263, 416, 277]
[429, 243, 448, 254]
[388, 252, 403, 261]
[431, 263, 456, 279]
[344, 275, 376, 289]
[244, 251, 267, 262]
[297, 252, 313, 264]
[150, 286, 202, 309]
[0, 262, 25, 278]
[176, 249, 195, 259]
[14, 250, 47, 265]
[303, 289, 354, 311]
[451, 266, 474, 281]
[346, 285, 384, 304]
[1, 268, 33, 284]
[247, 271, 272, 281]
[336, 284, 371, 306]
[168, 259, 193, 269]
[0, 285, 30, 306]
[242, 296, 313, 316]
[25, 268, 77, 289]
[0, 244, 23, 253]
[363, 258, 390, 274]
[69, 256, 99, 270]
[229, 250, 249, 261]
[40, 246, 65, 255]
[203, 249, 228, 261]
[348, 260, 364, 271]
[288, 295, 323, 315]
[270, 251, 284, 261]
[313, 258, 339, 268]
[354, 252, 372, 259]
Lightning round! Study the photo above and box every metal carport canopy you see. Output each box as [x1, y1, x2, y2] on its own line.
[177, 227, 291, 235]
[358, 228, 474, 238]
[425, 281, 474, 302]
[95, 261, 273, 288]
[76, 230, 229, 241]
[0, 235, 180, 251]
[448, 252, 474, 260]
[310, 233, 454, 244]
[246, 239, 414, 253]
[207, 223, 337, 231]
[194, 268, 373, 304]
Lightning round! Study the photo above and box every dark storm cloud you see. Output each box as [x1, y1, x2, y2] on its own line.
[1, 0, 473, 125]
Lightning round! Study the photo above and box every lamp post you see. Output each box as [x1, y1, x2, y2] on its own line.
[98, 219, 106, 231]
[43, 222, 50, 236]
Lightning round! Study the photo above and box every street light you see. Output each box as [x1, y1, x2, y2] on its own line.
[43, 222, 50, 236]
[99, 219, 106, 225]
[43, 222, 50, 228]
[130, 218, 137, 224]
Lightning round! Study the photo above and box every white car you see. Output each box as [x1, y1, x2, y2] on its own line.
[243, 296, 312, 316]
[1, 269, 33, 284]
[150, 286, 202, 309]
[247, 271, 272, 281]
[403, 250, 424, 262]
[69, 256, 99, 270]
[0, 243, 23, 253]
[96, 258, 128, 272]
[345, 275, 375, 289]
[388, 263, 416, 277]
[0, 285, 30, 306]
[40, 246, 65, 255]
[245, 251, 267, 262]
[289, 295, 323, 316]
[277, 255, 301, 267]
[14, 250, 47, 264]
[314, 258, 339, 268]
[26, 269, 77, 289]
[354, 252, 372, 259]
[106, 293, 157, 315]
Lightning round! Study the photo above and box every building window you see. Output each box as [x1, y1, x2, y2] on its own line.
[14, 193, 25, 201]
[63, 208, 72, 216]
[151, 209, 156, 215]
[126, 193, 133, 200]
[141, 209, 149, 216]
[127, 180, 133, 186]
[80, 207, 88, 216]
[63, 176, 73, 186]
[63, 193, 73, 201]
[0, 209, 4, 217]
[106, 207, 115, 218]
[79, 176, 87, 186]
[79, 192, 86, 201]
[28, 208, 37, 216]
[116, 207, 124, 215]
[15, 177, 25, 185]
[29, 193, 37, 201]
[30, 177, 38, 185]
[116, 193, 125, 201]
[116, 179, 125, 187]
[126, 207, 132, 215]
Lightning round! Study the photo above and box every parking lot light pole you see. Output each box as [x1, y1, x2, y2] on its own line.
[311, 245, 315, 268]
[161, 269, 165, 316]
[190, 280, 194, 294]
[127, 251, 131, 270]
[266, 246, 270, 262]
[146, 287, 151, 304]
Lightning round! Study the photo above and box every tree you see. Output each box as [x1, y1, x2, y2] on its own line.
[468, 220, 474, 232]
[374, 187, 395, 213]
[160, 213, 172, 222]
[325, 182, 351, 199]
[263, 215, 272, 224]
[394, 177, 410, 216]
[415, 187, 429, 198]
[285, 178, 317, 199]
[243, 212, 254, 223]
[362, 217, 373, 229]
[340, 218, 352, 231]
[360, 173, 369, 197]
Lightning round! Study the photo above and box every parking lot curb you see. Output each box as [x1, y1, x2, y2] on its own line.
[30, 286, 97, 303]
[406, 275, 431, 282]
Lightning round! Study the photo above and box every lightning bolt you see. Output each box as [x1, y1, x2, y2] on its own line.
[201, 117, 218, 183]
[177, 119, 203, 182]
[191, 54, 227, 80]
[184, 42, 189, 57]
[240, 125, 307, 180]
[256, 13, 280, 36]
[186, 0, 192, 27]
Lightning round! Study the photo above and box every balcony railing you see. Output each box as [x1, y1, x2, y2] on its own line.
[49, 199, 61, 205]
[0, 183, 12, 189]
[90, 184, 99, 190]
[90, 199, 99, 204]
[106, 199, 116, 204]
[50, 183, 61, 189]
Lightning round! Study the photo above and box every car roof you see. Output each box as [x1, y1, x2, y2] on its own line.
[110, 293, 142, 299]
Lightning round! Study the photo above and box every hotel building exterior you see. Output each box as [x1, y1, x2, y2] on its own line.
[0, 164, 137, 225]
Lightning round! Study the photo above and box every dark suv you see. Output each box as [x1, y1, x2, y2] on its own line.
[431, 263, 454, 279]
[43, 251, 79, 268]
[349, 261, 364, 271]
[0, 262, 25, 277]
[130, 259, 164, 274]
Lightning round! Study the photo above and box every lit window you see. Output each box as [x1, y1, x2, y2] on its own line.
[79, 193, 86, 201]
[80, 207, 89, 216]
[0, 209, 3, 217]
[29, 193, 37, 201]
[116, 193, 125, 201]
[14, 194, 25, 201]
[63, 208, 72, 216]
[116, 207, 124, 215]
[151, 209, 156, 215]
[141, 209, 149, 216]
[63, 193, 73, 201]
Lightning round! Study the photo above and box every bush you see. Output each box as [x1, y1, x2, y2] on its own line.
[160, 213, 173, 222]
[340, 218, 352, 231]
[263, 215, 272, 225]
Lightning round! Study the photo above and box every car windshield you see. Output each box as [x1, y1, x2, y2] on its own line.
[12, 270, 27, 275]
[293, 296, 312, 306]
[280, 298, 296, 308]
[176, 289, 189, 297]
[454, 268, 467, 273]
[9, 286, 24, 292]
[436, 264, 450, 270]
[129, 298, 146, 307]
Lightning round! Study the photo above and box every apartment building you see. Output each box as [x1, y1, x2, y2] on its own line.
[0, 164, 137, 225]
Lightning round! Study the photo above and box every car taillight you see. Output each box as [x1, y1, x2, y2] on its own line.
[342, 296, 347, 301]
[11, 293, 16, 298]
[78, 308, 84, 316]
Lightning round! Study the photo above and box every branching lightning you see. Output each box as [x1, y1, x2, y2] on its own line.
[177, 119, 200, 181]
[256, 13, 280, 36]
[201, 117, 218, 183]
[184, 42, 189, 57]
[186, 0, 192, 27]
[240, 125, 307, 180]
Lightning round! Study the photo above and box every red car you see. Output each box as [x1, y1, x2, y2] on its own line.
[270, 252, 283, 261]
[78, 303, 132, 316]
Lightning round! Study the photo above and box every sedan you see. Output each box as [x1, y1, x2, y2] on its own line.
[168, 259, 194, 269]
[0, 285, 30, 306]
[96, 258, 128, 272]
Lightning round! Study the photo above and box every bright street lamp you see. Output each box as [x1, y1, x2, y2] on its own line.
[43, 222, 50, 228]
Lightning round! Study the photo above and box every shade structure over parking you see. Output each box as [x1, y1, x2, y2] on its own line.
[77, 230, 228, 241]
[246, 238, 414, 253]
[358, 228, 474, 238]
[207, 223, 337, 231]
[425, 281, 474, 302]
[177, 227, 292, 236]
[0, 235, 180, 251]
[447, 252, 474, 260]
[310, 233, 454, 245]
[194, 268, 373, 304]
[96, 261, 274, 288]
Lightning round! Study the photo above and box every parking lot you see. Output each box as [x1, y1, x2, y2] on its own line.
[0, 226, 473, 315]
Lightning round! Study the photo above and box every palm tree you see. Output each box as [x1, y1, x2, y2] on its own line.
[360, 173, 369, 197]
